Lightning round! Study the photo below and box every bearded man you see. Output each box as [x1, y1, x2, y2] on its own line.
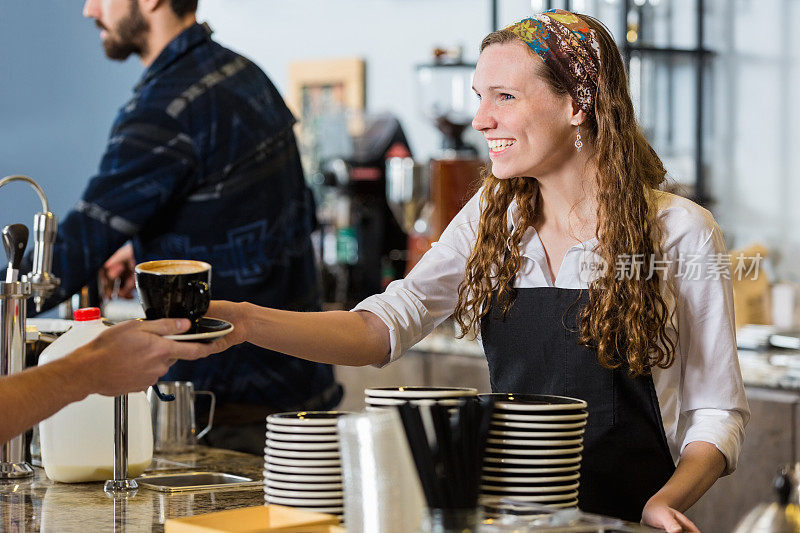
[26, 0, 342, 454]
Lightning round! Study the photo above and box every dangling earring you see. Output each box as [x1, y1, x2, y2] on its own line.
[574, 125, 583, 153]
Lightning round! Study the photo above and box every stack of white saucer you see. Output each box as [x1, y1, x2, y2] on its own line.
[364, 386, 477, 410]
[264, 411, 351, 521]
[478, 394, 588, 510]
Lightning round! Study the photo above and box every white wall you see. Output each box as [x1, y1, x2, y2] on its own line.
[0, 0, 140, 243]
[708, 0, 800, 280]
[197, 0, 492, 161]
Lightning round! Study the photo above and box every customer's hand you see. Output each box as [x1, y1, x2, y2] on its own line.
[71, 318, 217, 396]
[642, 499, 700, 533]
[100, 243, 136, 299]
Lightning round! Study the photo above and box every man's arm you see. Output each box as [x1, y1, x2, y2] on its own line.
[100, 242, 137, 299]
[0, 318, 215, 444]
[25, 108, 197, 311]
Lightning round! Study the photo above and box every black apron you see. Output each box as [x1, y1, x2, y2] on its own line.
[481, 287, 675, 522]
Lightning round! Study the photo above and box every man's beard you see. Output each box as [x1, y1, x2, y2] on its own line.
[100, 0, 149, 61]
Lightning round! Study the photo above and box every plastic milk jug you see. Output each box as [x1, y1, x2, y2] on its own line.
[38, 307, 153, 482]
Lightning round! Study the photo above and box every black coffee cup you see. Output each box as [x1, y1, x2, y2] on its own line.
[135, 260, 211, 333]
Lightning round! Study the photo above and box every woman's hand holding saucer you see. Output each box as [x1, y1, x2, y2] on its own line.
[204, 300, 250, 352]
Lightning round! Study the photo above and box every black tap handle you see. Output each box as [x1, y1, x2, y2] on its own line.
[151, 383, 175, 402]
[2, 224, 28, 273]
[774, 466, 795, 506]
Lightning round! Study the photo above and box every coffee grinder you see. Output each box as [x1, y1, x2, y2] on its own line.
[415, 48, 485, 240]
[315, 115, 411, 308]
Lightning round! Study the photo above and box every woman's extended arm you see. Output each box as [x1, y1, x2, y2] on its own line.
[641, 441, 725, 532]
[203, 195, 486, 368]
[206, 301, 391, 367]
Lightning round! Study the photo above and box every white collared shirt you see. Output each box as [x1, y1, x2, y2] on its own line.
[353, 188, 750, 474]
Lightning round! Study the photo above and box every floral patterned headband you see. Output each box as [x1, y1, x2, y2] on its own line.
[506, 9, 601, 114]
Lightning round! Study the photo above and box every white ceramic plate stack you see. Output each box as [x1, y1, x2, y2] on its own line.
[264, 411, 352, 521]
[364, 386, 477, 411]
[478, 393, 588, 510]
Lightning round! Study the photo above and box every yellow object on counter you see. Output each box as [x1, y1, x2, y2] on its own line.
[164, 504, 341, 533]
[731, 243, 771, 329]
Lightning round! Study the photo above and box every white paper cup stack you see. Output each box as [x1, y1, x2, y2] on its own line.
[337, 409, 427, 533]
[478, 393, 588, 510]
[364, 386, 477, 411]
[264, 411, 352, 521]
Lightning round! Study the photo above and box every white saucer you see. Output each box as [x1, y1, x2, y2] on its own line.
[492, 412, 588, 422]
[265, 455, 341, 468]
[267, 412, 351, 426]
[267, 439, 339, 453]
[483, 464, 580, 475]
[264, 470, 342, 483]
[365, 397, 407, 406]
[265, 479, 343, 491]
[267, 423, 339, 435]
[267, 439, 339, 451]
[262, 497, 343, 515]
[266, 448, 341, 460]
[494, 402, 588, 412]
[264, 487, 344, 499]
[265, 505, 343, 516]
[478, 490, 579, 503]
[486, 437, 584, 447]
[266, 431, 338, 443]
[545, 500, 579, 509]
[480, 394, 587, 410]
[265, 463, 342, 475]
[265, 495, 343, 507]
[365, 398, 465, 408]
[485, 445, 584, 456]
[480, 481, 580, 494]
[483, 499, 578, 511]
[481, 472, 580, 484]
[491, 420, 587, 430]
[483, 455, 582, 466]
[365, 386, 477, 399]
[163, 317, 233, 341]
[489, 428, 584, 438]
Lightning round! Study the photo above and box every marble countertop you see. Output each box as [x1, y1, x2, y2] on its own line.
[0, 446, 263, 533]
[737, 349, 800, 391]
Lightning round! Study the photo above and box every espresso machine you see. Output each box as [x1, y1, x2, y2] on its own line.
[0, 175, 137, 494]
[0, 175, 59, 479]
[415, 48, 485, 240]
[316, 115, 411, 308]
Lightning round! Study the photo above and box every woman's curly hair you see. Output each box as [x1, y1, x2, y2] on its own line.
[453, 15, 676, 376]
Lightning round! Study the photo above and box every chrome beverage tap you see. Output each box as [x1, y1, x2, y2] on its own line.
[0, 175, 60, 479]
[0, 175, 60, 313]
[104, 393, 139, 494]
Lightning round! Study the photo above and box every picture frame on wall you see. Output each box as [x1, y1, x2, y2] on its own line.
[287, 57, 366, 172]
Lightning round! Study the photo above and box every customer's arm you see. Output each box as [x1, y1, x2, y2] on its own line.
[207, 302, 390, 367]
[0, 318, 214, 444]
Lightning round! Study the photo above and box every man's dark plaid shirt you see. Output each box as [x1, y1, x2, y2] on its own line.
[38, 23, 340, 410]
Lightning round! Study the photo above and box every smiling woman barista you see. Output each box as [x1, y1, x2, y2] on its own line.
[206, 10, 748, 531]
